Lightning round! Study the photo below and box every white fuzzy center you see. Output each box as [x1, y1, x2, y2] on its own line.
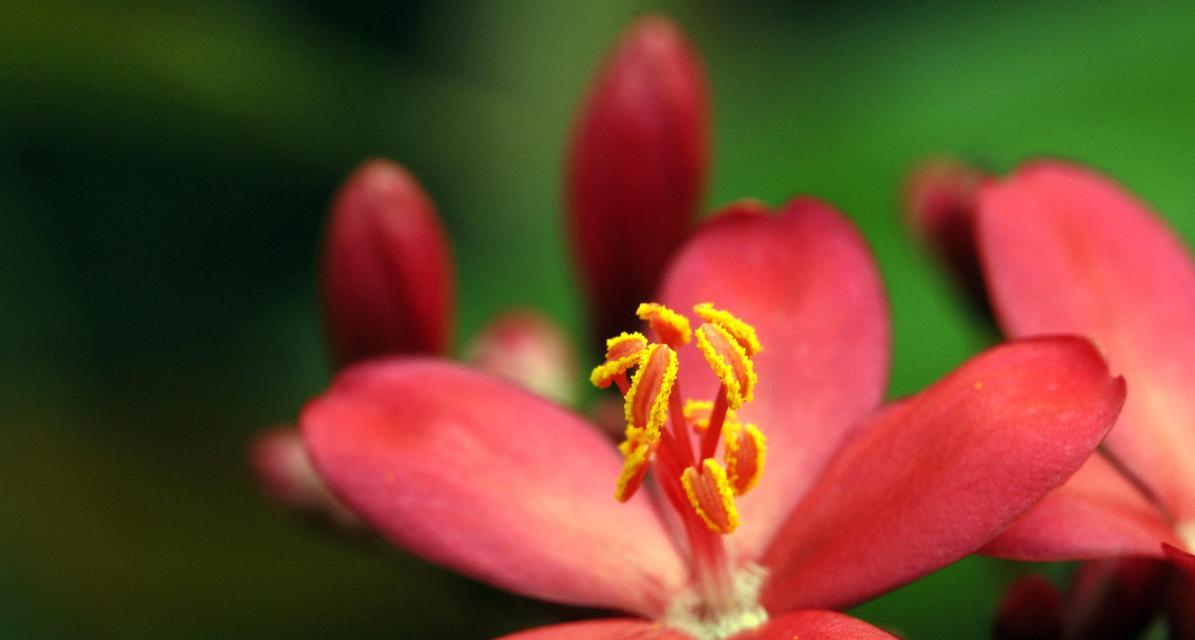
[662, 564, 769, 640]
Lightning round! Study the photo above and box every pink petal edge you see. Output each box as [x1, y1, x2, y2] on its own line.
[761, 337, 1125, 612]
[981, 453, 1178, 560]
[301, 359, 686, 616]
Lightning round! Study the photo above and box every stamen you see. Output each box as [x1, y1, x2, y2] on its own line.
[590, 331, 648, 388]
[693, 303, 762, 356]
[624, 344, 678, 441]
[637, 303, 692, 349]
[695, 323, 756, 410]
[684, 399, 740, 433]
[614, 442, 654, 502]
[681, 459, 739, 534]
[724, 423, 766, 496]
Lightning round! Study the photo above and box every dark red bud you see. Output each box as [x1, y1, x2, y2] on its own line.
[249, 427, 363, 531]
[904, 158, 993, 318]
[993, 575, 1062, 640]
[1065, 557, 1168, 640]
[1164, 545, 1195, 640]
[567, 16, 709, 350]
[464, 310, 578, 405]
[321, 159, 455, 367]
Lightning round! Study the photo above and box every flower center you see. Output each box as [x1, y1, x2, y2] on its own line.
[591, 302, 769, 636]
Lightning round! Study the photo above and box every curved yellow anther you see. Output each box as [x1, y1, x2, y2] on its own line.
[637, 303, 692, 348]
[624, 343, 678, 440]
[694, 303, 762, 356]
[681, 459, 739, 534]
[590, 331, 648, 388]
[695, 323, 757, 410]
[724, 423, 767, 496]
[614, 442, 653, 502]
[683, 399, 737, 432]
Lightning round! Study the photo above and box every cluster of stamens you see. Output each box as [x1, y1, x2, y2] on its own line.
[590, 302, 767, 535]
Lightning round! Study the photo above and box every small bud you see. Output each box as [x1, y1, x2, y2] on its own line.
[567, 16, 709, 349]
[992, 575, 1061, 640]
[903, 158, 992, 315]
[1066, 558, 1168, 640]
[249, 427, 363, 531]
[464, 310, 579, 405]
[321, 159, 455, 368]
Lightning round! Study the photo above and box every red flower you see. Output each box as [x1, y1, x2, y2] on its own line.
[567, 16, 709, 346]
[908, 158, 1195, 635]
[301, 199, 1124, 638]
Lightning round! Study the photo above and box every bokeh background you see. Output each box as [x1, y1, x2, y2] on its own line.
[4, 1, 1194, 637]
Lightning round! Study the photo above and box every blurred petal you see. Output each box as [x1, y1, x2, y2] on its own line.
[659, 198, 889, 559]
[1064, 558, 1168, 640]
[904, 157, 991, 310]
[978, 160, 1195, 520]
[464, 309, 579, 405]
[982, 454, 1177, 560]
[301, 360, 685, 615]
[731, 610, 896, 639]
[500, 620, 688, 640]
[568, 16, 709, 346]
[992, 575, 1062, 640]
[760, 337, 1125, 612]
[321, 159, 455, 366]
[249, 426, 363, 531]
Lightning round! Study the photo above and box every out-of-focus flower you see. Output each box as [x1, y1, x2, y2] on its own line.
[249, 427, 363, 531]
[322, 158, 455, 367]
[908, 158, 1195, 635]
[992, 575, 1062, 640]
[464, 309, 578, 406]
[301, 199, 1124, 639]
[567, 16, 709, 347]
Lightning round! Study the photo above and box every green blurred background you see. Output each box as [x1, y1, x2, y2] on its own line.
[3, 0, 1194, 637]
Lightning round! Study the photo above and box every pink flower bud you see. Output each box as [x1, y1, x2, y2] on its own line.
[567, 16, 709, 348]
[993, 575, 1062, 640]
[249, 427, 363, 531]
[464, 310, 578, 406]
[903, 158, 991, 311]
[321, 159, 455, 367]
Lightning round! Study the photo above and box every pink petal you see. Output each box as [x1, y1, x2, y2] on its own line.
[981, 454, 1177, 560]
[659, 198, 889, 559]
[731, 610, 897, 639]
[248, 426, 363, 531]
[760, 337, 1125, 612]
[568, 16, 709, 346]
[500, 620, 689, 640]
[321, 159, 455, 366]
[300, 359, 686, 615]
[978, 160, 1195, 520]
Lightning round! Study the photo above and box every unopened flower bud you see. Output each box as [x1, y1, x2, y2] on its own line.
[321, 159, 455, 367]
[250, 427, 363, 531]
[567, 16, 709, 349]
[993, 575, 1061, 640]
[904, 158, 991, 314]
[1066, 558, 1168, 640]
[464, 310, 578, 406]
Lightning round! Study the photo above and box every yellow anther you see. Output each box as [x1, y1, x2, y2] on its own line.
[637, 303, 692, 348]
[614, 442, 653, 502]
[694, 303, 762, 356]
[681, 459, 739, 534]
[624, 344, 678, 440]
[695, 323, 757, 410]
[590, 331, 648, 388]
[724, 423, 767, 496]
[683, 399, 737, 432]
